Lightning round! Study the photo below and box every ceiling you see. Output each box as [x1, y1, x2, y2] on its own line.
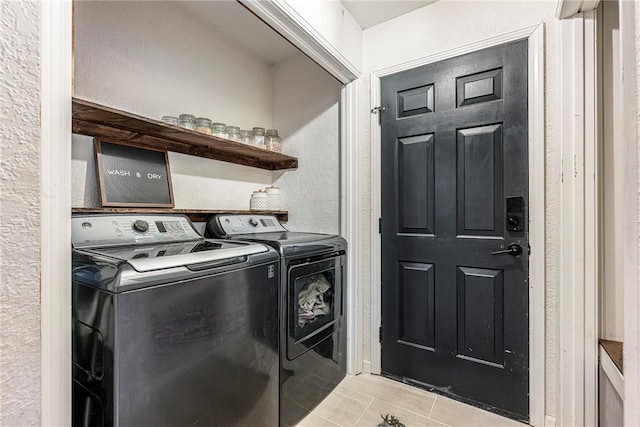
[174, 1, 300, 65]
[174, 0, 439, 66]
[341, 0, 438, 29]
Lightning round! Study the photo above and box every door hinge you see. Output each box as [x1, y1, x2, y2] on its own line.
[379, 217, 382, 234]
[379, 326, 382, 343]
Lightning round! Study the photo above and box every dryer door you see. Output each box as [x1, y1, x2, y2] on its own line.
[287, 254, 344, 360]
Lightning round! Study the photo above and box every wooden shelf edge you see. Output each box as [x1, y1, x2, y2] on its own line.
[72, 207, 289, 223]
[599, 339, 623, 374]
[72, 97, 298, 171]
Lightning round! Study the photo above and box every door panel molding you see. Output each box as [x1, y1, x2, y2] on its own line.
[370, 24, 545, 426]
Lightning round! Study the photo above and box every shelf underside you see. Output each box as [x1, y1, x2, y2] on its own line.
[72, 98, 298, 171]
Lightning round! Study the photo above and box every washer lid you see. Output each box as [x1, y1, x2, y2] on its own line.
[232, 232, 340, 245]
[81, 240, 268, 272]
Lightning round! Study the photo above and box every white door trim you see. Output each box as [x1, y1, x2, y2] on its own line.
[619, 0, 640, 424]
[557, 10, 599, 427]
[369, 24, 546, 427]
[239, 0, 360, 84]
[341, 79, 363, 374]
[40, 0, 72, 425]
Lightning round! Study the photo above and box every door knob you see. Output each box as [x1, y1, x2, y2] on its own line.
[491, 243, 523, 256]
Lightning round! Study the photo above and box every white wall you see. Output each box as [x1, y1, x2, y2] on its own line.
[272, 54, 341, 233]
[74, 1, 273, 130]
[601, 0, 624, 342]
[361, 0, 560, 419]
[73, 1, 276, 211]
[0, 1, 41, 425]
[73, 0, 340, 228]
[283, 0, 363, 72]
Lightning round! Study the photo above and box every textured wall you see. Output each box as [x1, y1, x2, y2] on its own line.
[361, 0, 560, 418]
[272, 55, 341, 234]
[74, 1, 274, 129]
[72, 134, 274, 210]
[0, 1, 41, 425]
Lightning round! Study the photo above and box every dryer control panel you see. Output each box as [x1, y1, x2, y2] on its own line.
[214, 215, 286, 236]
[72, 215, 201, 248]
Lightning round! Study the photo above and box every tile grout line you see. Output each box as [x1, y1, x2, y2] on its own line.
[351, 397, 375, 427]
[308, 410, 345, 427]
[428, 395, 438, 419]
[343, 377, 441, 422]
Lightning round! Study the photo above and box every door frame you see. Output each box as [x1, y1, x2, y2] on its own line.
[369, 24, 545, 426]
[557, 10, 599, 427]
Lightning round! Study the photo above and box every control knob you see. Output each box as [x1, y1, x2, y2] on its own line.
[249, 218, 259, 227]
[132, 220, 149, 233]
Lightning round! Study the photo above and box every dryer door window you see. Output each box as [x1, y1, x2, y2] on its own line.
[287, 256, 343, 360]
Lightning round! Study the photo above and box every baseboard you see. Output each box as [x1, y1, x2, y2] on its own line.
[363, 359, 371, 374]
[544, 415, 557, 427]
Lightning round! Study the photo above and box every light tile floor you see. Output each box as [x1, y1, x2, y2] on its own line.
[295, 374, 527, 427]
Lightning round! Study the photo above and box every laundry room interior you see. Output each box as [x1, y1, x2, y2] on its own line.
[71, 0, 342, 235]
[3, 0, 640, 426]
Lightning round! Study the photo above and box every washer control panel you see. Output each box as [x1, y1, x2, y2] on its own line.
[72, 215, 201, 248]
[216, 215, 286, 235]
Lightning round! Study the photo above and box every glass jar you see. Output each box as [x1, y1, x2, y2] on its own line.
[265, 129, 282, 152]
[195, 117, 212, 135]
[161, 115, 178, 126]
[252, 127, 266, 148]
[226, 126, 241, 142]
[239, 130, 253, 145]
[178, 114, 196, 130]
[212, 123, 228, 139]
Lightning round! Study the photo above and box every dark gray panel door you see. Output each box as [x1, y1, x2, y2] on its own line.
[380, 39, 529, 421]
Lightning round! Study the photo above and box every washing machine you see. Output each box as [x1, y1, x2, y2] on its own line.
[72, 214, 280, 426]
[205, 214, 347, 427]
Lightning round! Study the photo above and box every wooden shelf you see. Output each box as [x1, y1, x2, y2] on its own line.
[72, 98, 298, 171]
[600, 339, 623, 373]
[72, 207, 288, 223]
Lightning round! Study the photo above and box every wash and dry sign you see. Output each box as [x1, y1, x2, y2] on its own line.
[95, 139, 175, 207]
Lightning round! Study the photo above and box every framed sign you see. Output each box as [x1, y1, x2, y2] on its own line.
[95, 139, 175, 207]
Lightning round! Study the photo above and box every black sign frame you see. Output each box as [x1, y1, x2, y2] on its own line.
[94, 138, 175, 208]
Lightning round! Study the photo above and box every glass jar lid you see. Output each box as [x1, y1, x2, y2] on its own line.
[212, 122, 227, 130]
[266, 129, 279, 136]
[179, 114, 196, 122]
[252, 127, 265, 135]
[196, 117, 212, 126]
[161, 115, 179, 125]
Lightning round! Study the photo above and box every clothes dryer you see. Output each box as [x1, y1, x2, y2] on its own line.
[206, 214, 347, 427]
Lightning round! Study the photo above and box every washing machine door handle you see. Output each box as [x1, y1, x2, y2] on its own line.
[186, 256, 248, 271]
